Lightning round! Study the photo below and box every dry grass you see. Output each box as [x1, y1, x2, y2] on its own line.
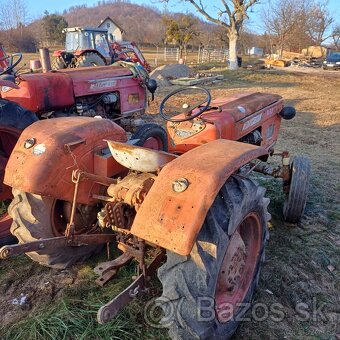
[0, 64, 339, 339]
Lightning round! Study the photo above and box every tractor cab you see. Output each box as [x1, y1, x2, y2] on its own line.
[64, 27, 113, 62]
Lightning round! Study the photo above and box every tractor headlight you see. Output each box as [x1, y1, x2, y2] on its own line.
[323, 61, 327, 64]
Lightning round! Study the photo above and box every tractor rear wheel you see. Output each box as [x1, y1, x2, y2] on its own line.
[9, 190, 102, 269]
[76, 52, 106, 67]
[157, 175, 270, 339]
[283, 156, 311, 223]
[131, 123, 168, 151]
[51, 56, 66, 70]
[0, 101, 38, 245]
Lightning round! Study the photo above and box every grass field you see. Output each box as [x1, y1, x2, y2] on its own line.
[0, 63, 339, 339]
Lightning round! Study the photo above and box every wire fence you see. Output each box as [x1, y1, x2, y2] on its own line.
[145, 47, 229, 67]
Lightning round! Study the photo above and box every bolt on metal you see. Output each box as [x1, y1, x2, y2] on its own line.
[172, 178, 189, 193]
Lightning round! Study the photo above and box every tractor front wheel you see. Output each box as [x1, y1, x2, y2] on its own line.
[9, 190, 102, 269]
[76, 52, 106, 67]
[283, 156, 311, 223]
[158, 175, 270, 339]
[131, 123, 168, 151]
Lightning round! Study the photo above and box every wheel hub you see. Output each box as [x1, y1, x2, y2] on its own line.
[217, 232, 246, 293]
[214, 213, 262, 324]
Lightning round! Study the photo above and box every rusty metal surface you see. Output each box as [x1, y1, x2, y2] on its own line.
[0, 234, 116, 259]
[98, 273, 144, 324]
[59, 65, 147, 114]
[104, 202, 133, 230]
[74, 169, 118, 187]
[2, 65, 146, 115]
[95, 251, 133, 276]
[107, 140, 177, 172]
[97, 249, 164, 324]
[167, 93, 284, 154]
[95, 269, 118, 287]
[253, 162, 281, 177]
[93, 148, 126, 178]
[131, 139, 268, 256]
[280, 151, 291, 194]
[4, 117, 127, 205]
[0, 236, 67, 259]
[95, 251, 133, 286]
[1, 72, 74, 112]
[107, 172, 156, 210]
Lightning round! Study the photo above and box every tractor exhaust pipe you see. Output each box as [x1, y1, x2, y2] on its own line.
[39, 48, 51, 73]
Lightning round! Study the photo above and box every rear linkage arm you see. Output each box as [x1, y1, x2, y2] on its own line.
[0, 168, 166, 323]
[0, 169, 118, 260]
[0, 234, 115, 260]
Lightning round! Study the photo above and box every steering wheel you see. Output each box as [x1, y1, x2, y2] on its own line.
[0, 53, 22, 76]
[160, 86, 211, 122]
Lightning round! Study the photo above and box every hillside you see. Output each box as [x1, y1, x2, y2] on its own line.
[61, 2, 165, 45]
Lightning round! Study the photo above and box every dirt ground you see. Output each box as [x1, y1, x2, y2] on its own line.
[0, 66, 339, 339]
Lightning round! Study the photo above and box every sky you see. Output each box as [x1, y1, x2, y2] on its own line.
[25, 0, 340, 34]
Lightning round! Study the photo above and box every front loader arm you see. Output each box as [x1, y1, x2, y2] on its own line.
[131, 139, 268, 256]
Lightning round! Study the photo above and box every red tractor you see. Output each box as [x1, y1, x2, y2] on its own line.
[0, 44, 9, 71]
[111, 41, 151, 72]
[1, 85, 310, 338]
[0, 52, 158, 246]
[52, 27, 151, 71]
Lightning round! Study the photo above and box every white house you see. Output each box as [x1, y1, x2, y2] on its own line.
[98, 17, 124, 42]
[248, 47, 264, 56]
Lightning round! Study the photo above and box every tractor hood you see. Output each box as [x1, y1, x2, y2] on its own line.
[1, 65, 141, 114]
[167, 92, 284, 154]
[205, 92, 282, 122]
[1, 72, 74, 112]
[59, 65, 134, 97]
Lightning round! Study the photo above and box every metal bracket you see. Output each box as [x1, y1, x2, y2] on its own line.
[94, 251, 133, 286]
[97, 273, 144, 324]
[97, 249, 165, 324]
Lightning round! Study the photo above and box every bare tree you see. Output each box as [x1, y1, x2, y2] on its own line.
[262, 0, 300, 57]
[161, 0, 259, 69]
[163, 14, 199, 58]
[304, 1, 334, 46]
[0, 0, 27, 30]
[332, 25, 340, 49]
[263, 0, 336, 56]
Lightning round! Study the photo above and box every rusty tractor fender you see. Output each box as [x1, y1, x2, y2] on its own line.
[131, 139, 268, 256]
[4, 117, 127, 205]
